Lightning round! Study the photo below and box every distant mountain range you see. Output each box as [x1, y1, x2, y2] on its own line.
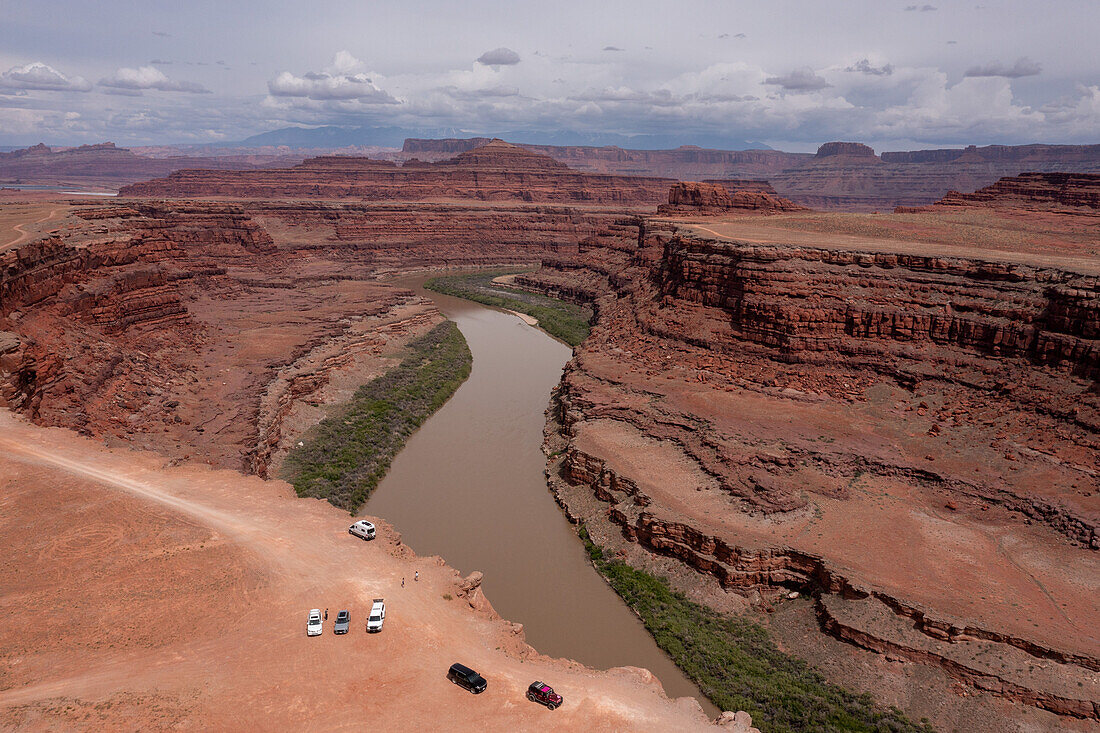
[234, 126, 772, 151]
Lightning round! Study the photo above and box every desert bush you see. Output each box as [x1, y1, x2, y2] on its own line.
[425, 270, 592, 347]
[578, 526, 934, 733]
[282, 321, 472, 512]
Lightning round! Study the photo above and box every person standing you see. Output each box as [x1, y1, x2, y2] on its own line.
[414, 571, 419, 582]
[401, 577, 405, 588]
[324, 608, 328, 620]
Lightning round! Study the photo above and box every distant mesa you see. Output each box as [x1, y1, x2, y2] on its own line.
[402, 137, 493, 154]
[0, 141, 298, 188]
[815, 142, 877, 158]
[119, 140, 675, 205]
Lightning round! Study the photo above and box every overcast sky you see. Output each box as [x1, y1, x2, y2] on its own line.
[1, 0, 1098, 151]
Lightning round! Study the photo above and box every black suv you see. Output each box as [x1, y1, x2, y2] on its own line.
[447, 663, 487, 694]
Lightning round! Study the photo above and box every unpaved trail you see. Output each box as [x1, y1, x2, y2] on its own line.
[0, 203, 72, 250]
[0, 411, 719, 731]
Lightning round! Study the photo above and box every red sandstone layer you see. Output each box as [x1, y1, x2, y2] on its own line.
[932, 172, 1100, 212]
[119, 140, 674, 205]
[657, 182, 808, 215]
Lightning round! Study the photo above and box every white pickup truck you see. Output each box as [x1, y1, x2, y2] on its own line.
[306, 608, 323, 636]
[367, 599, 386, 632]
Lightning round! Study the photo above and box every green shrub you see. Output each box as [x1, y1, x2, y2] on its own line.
[281, 321, 472, 512]
[425, 270, 592, 347]
[577, 526, 934, 733]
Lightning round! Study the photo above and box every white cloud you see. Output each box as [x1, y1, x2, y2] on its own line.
[476, 48, 521, 66]
[99, 66, 210, 93]
[964, 57, 1042, 79]
[0, 62, 92, 92]
[764, 67, 831, 92]
[267, 52, 397, 102]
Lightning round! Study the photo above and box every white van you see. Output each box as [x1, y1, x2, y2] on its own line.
[349, 520, 376, 541]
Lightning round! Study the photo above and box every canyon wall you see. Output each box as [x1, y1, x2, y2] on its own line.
[0, 198, 625, 475]
[519, 215, 1099, 721]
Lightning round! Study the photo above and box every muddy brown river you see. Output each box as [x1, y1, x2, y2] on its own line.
[363, 277, 716, 715]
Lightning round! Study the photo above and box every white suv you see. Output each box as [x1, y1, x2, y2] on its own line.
[367, 599, 385, 632]
[349, 520, 376, 540]
[307, 608, 323, 636]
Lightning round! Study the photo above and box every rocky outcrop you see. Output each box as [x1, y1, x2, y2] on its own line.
[120, 141, 674, 205]
[701, 179, 777, 195]
[657, 182, 808, 215]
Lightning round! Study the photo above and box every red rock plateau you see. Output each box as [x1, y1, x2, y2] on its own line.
[0, 142, 300, 191]
[515, 193, 1099, 729]
[405, 137, 1100, 211]
[119, 140, 675, 205]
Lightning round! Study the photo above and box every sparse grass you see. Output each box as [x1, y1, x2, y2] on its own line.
[281, 321, 472, 513]
[425, 269, 593, 347]
[759, 210, 1099, 255]
[577, 525, 935, 733]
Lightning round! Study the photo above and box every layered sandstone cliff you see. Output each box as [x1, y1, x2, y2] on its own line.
[657, 182, 808, 215]
[519, 213, 1100, 723]
[932, 172, 1100, 212]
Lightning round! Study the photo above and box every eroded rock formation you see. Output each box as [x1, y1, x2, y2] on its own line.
[658, 182, 808, 215]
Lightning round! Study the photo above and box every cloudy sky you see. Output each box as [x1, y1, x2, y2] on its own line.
[1, 0, 1098, 151]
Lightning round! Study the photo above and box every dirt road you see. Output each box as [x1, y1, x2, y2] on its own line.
[0, 411, 721, 730]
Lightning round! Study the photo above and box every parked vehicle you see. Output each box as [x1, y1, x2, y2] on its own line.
[367, 599, 386, 632]
[526, 681, 563, 710]
[306, 608, 323, 637]
[349, 520, 376, 540]
[333, 609, 350, 634]
[447, 662, 487, 694]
